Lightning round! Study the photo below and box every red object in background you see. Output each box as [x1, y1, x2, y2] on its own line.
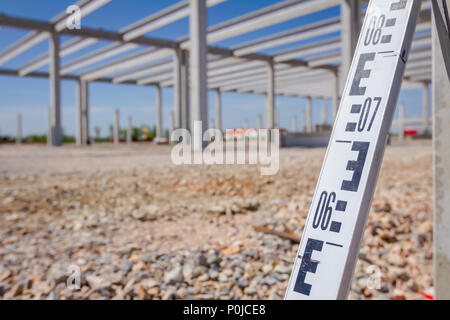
[419, 292, 434, 300]
[404, 129, 418, 136]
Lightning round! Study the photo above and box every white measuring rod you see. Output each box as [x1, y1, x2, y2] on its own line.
[285, 0, 422, 300]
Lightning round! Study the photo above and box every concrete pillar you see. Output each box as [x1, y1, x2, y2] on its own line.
[302, 110, 307, 133]
[422, 82, 430, 136]
[432, 0, 450, 299]
[340, 0, 361, 91]
[292, 115, 298, 133]
[81, 80, 89, 145]
[16, 113, 22, 145]
[257, 114, 263, 129]
[274, 109, 278, 128]
[77, 80, 89, 145]
[189, 0, 208, 150]
[181, 50, 191, 131]
[215, 89, 222, 132]
[321, 104, 328, 125]
[76, 80, 83, 146]
[266, 62, 275, 129]
[332, 70, 340, 121]
[48, 32, 62, 146]
[127, 116, 132, 144]
[114, 109, 120, 144]
[306, 96, 312, 133]
[210, 118, 215, 129]
[173, 49, 182, 129]
[398, 103, 404, 143]
[156, 84, 163, 139]
[170, 110, 175, 133]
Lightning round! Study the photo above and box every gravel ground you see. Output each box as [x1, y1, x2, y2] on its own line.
[0, 140, 433, 300]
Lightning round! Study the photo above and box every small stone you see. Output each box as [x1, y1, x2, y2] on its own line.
[244, 287, 257, 295]
[208, 205, 226, 215]
[197, 254, 208, 267]
[183, 264, 200, 280]
[208, 270, 219, 280]
[198, 274, 210, 282]
[177, 287, 188, 299]
[243, 198, 260, 211]
[164, 267, 184, 285]
[120, 259, 133, 274]
[2, 196, 14, 205]
[222, 245, 241, 256]
[262, 264, 273, 274]
[162, 289, 176, 300]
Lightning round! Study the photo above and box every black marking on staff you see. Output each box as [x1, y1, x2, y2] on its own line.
[378, 50, 395, 54]
[330, 221, 342, 233]
[341, 141, 370, 192]
[351, 104, 362, 113]
[390, 0, 407, 11]
[386, 18, 397, 27]
[345, 122, 357, 132]
[294, 238, 324, 296]
[350, 53, 376, 96]
[335, 200, 347, 211]
[326, 242, 343, 248]
[381, 34, 392, 44]
[336, 140, 352, 144]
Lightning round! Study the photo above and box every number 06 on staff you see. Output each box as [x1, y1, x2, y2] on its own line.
[285, 0, 422, 300]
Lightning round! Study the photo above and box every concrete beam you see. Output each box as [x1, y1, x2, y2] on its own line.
[182, 0, 340, 47]
[62, 43, 139, 75]
[233, 17, 340, 56]
[0, 0, 111, 66]
[113, 59, 172, 84]
[19, 38, 97, 76]
[121, 0, 226, 41]
[273, 37, 341, 63]
[81, 48, 173, 81]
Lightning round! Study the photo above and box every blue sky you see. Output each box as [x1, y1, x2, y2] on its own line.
[0, 0, 427, 137]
